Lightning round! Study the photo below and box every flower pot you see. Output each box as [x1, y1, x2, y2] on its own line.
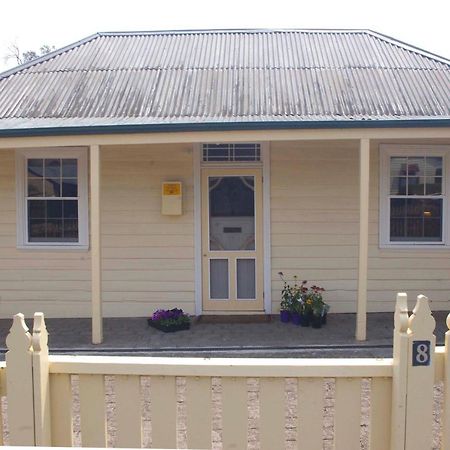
[148, 319, 190, 333]
[291, 312, 301, 325]
[311, 315, 322, 329]
[280, 310, 291, 323]
[322, 312, 327, 325]
[300, 313, 311, 327]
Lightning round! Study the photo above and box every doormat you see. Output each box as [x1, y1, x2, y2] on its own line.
[197, 315, 272, 324]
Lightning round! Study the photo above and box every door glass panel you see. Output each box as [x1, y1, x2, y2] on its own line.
[210, 259, 229, 299]
[237, 259, 256, 299]
[209, 176, 255, 251]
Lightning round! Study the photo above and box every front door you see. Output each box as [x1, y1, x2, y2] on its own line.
[202, 168, 263, 311]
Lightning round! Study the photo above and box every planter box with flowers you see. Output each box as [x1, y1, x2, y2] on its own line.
[148, 308, 191, 332]
[279, 272, 329, 328]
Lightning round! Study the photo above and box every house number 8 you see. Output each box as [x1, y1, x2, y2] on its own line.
[412, 340, 431, 366]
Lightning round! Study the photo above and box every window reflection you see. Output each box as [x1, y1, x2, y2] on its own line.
[209, 176, 255, 251]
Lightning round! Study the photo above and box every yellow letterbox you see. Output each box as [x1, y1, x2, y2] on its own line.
[161, 181, 182, 215]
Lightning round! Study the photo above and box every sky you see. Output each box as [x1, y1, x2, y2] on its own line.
[0, 0, 449, 72]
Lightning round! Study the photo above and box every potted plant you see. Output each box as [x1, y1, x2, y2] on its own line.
[309, 285, 328, 329]
[279, 273, 305, 324]
[148, 308, 191, 332]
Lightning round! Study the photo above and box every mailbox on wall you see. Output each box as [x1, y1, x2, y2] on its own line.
[161, 182, 182, 215]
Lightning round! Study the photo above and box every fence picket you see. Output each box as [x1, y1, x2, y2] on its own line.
[222, 377, 247, 450]
[186, 376, 211, 449]
[0, 366, 6, 446]
[369, 377, 392, 450]
[405, 295, 436, 450]
[297, 378, 323, 450]
[79, 374, 106, 447]
[115, 375, 142, 448]
[151, 376, 177, 448]
[442, 314, 450, 450]
[260, 377, 285, 450]
[50, 373, 73, 446]
[5, 313, 34, 445]
[334, 378, 361, 450]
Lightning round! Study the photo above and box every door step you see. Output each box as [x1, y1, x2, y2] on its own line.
[197, 314, 271, 324]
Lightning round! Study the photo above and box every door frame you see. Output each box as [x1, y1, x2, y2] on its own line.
[193, 142, 272, 315]
[201, 168, 263, 311]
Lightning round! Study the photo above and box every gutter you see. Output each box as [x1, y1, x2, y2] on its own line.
[0, 119, 449, 138]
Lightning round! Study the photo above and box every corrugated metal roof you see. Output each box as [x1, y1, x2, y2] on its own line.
[0, 29, 448, 133]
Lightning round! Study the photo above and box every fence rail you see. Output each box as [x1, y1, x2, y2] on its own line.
[0, 294, 449, 449]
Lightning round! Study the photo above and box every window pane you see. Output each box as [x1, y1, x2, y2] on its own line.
[29, 219, 46, 240]
[62, 159, 78, 177]
[391, 198, 442, 242]
[390, 198, 406, 217]
[28, 159, 43, 177]
[46, 219, 63, 239]
[44, 178, 61, 197]
[44, 159, 61, 178]
[390, 218, 405, 240]
[407, 158, 424, 177]
[62, 179, 78, 197]
[424, 218, 442, 240]
[28, 178, 44, 197]
[406, 218, 423, 238]
[390, 177, 407, 195]
[63, 219, 78, 240]
[390, 157, 407, 177]
[47, 200, 63, 218]
[407, 177, 425, 195]
[210, 259, 229, 299]
[426, 157, 442, 176]
[426, 177, 442, 195]
[63, 200, 78, 218]
[406, 199, 424, 217]
[28, 200, 46, 218]
[237, 259, 256, 299]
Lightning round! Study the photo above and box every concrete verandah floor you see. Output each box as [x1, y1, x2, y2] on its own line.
[0, 312, 448, 359]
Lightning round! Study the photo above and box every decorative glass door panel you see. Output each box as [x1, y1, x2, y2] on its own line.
[202, 169, 263, 311]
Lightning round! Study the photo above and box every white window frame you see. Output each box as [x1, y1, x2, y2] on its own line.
[16, 147, 89, 250]
[379, 144, 450, 249]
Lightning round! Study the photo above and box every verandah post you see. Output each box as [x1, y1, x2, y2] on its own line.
[32, 312, 52, 445]
[442, 313, 450, 450]
[390, 293, 409, 450]
[5, 314, 35, 445]
[404, 295, 436, 450]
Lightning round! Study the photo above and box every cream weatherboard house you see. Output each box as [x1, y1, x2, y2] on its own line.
[0, 29, 449, 343]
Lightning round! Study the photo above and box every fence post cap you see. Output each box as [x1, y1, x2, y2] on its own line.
[32, 312, 48, 353]
[6, 313, 32, 353]
[409, 295, 435, 335]
[394, 292, 409, 333]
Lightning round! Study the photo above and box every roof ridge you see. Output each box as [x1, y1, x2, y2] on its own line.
[97, 28, 372, 36]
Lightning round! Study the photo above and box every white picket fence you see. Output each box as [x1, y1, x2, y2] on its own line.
[0, 293, 449, 449]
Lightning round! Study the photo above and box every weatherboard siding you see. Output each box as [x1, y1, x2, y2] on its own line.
[1, 141, 450, 319]
[0, 144, 195, 318]
[101, 144, 195, 316]
[270, 140, 450, 313]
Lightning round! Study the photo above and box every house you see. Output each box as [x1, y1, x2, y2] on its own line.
[0, 29, 449, 343]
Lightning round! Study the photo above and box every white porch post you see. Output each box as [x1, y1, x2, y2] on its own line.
[90, 144, 103, 344]
[356, 138, 370, 341]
